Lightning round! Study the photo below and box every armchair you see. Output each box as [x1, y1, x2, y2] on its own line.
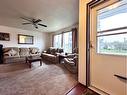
[63, 54, 78, 74]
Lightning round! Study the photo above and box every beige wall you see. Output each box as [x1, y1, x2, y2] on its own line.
[0, 25, 51, 51]
[78, 0, 91, 85]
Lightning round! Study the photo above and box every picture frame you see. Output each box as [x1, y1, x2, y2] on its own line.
[18, 34, 34, 44]
[0, 32, 10, 41]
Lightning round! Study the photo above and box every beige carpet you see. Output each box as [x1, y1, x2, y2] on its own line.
[0, 62, 77, 95]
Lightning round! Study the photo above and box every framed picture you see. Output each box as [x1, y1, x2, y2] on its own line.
[18, 34, 34, 44]
[0, 32, 10, 41]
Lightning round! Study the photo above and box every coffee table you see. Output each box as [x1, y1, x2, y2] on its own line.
[26, 56, 42, 68]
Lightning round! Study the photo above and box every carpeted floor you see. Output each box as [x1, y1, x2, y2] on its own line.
[0, 62, 77, 95]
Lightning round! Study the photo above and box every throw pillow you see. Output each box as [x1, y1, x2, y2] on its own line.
[4, 50, 12, 56]
[11, 49, 17, 56]
[31, 48, 38, 54]
[51, 48, 57, 55]
[4, 49, 17, 56]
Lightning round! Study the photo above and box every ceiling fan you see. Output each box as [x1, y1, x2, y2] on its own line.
[21, 17, 47, 29]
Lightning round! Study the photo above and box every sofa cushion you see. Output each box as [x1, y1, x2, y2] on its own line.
[49, 47, 57, 55]
[46, 48, 51, 54]
[29, 47, 39, 54]
[3, 56, 25, 64]
[57, 48, 63, 53]
[19, 48, 29, 57]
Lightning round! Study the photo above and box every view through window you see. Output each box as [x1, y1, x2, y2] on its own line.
[97, 0, 127, 56]
[53, 31, 72, 53]
[53, 34, 62, 48]
[63, 32, 72, 53]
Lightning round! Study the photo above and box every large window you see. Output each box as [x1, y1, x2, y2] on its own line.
[97, 0, 127, 56]
[53, 31, 72, 53]
[63, 32, 72, 53]
[53, 34, 62, 48]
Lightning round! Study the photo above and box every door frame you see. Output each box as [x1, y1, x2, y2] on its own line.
[86, 0, 107, 87]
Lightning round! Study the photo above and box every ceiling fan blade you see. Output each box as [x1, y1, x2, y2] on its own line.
[22, 23, 31, 25]
[34, 19, 42, 23]
[38, 23, 47, 27]
[20, 17, 32, 22]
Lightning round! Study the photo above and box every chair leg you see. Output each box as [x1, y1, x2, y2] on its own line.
[40, 60, 42, 66]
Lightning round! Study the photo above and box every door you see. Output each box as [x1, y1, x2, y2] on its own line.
[90, 0, 127, 95]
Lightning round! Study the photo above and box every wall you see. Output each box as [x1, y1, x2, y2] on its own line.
[78, 0, 90, 85]
[0, 25, 51, 51]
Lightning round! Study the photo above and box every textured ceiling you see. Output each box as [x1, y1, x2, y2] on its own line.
[0, 0, 79, 32]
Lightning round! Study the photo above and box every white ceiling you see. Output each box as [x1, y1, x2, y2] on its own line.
[0, 0, 79, 32]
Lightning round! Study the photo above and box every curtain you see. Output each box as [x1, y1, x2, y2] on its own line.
[72, 28, 78, 53]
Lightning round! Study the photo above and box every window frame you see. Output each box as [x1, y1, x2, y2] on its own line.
[63, 31, 73, 53]
[96, 2, 127, 56]
[53, 31, 73, 53]
[53, 33, 62, 48]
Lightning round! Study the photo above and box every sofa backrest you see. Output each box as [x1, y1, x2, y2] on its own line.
[46, 47, 63, 55]
[57, 48, 63, 53]
[3, 47, 40, 57]
[49, 47, 57, 55]
[19, 48, 30, 57]
[3, 47, 20, 56]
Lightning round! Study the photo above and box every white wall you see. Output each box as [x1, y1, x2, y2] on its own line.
[0, 25, 51, 51]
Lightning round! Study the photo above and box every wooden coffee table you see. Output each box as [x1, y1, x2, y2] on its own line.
[26, 56, 42, 68]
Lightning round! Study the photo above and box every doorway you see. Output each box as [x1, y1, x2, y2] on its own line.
[86, 0, 127, 95]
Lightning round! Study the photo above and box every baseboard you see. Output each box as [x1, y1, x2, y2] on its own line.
[89, 86, 110, 95]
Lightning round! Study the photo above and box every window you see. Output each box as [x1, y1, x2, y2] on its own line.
[53, 34, 62, 48]
[63, 32, 72, 53]
[97, 0, 127, 56]
[53, 31, 72, 53]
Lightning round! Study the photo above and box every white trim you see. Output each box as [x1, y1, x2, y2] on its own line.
[89, 86, 110, 95]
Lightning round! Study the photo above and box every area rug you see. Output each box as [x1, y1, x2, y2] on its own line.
[0, 62, 77, 95]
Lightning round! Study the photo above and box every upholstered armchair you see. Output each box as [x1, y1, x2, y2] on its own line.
[63, 48, 78, 73]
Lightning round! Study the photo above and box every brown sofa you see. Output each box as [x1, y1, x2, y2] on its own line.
[41, 47, 63, 63]
[3, 47, 40, 64]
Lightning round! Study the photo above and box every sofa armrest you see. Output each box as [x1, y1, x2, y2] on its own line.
[4, 53, 10, 57]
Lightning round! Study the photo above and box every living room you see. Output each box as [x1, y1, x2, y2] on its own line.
[0, 0, 81, 95]
[0, 0, 127, 95]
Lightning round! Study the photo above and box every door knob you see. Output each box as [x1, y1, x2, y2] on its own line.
[90, 41, 94, 48]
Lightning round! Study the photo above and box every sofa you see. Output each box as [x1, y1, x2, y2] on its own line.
[41, 47, 63, 63]
[3, 47, 40, 64]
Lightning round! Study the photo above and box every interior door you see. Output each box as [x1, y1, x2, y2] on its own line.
[90, 0, 127, 95]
